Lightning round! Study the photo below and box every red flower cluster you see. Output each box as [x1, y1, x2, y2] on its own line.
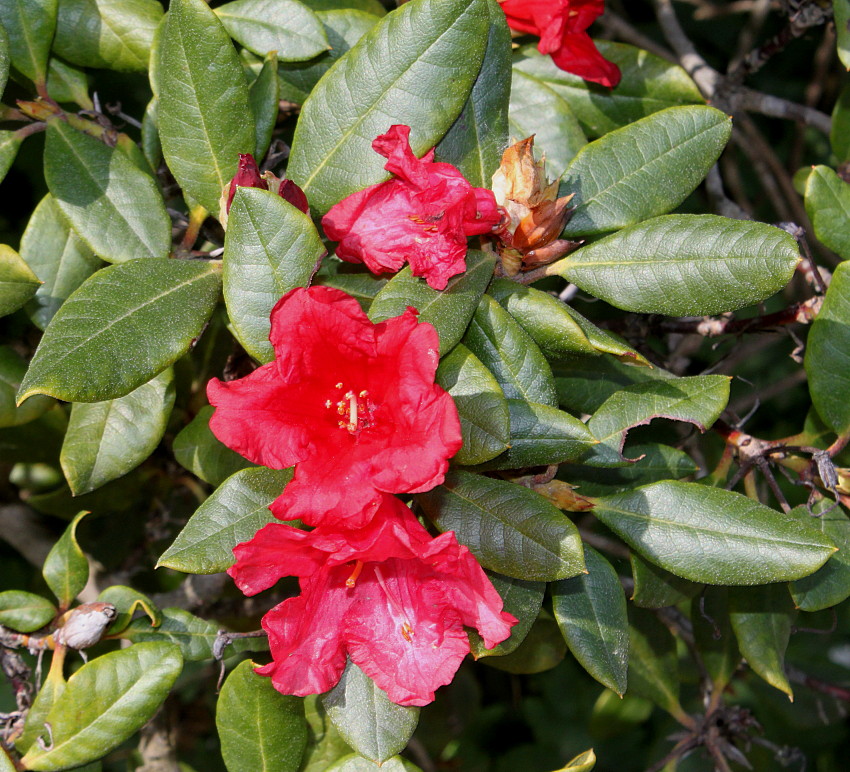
[209, 287, 517, 705]
[322, 125, 502, 291]
[500, 0, 621, 88]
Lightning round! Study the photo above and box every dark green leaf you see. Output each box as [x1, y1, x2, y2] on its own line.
[512, 42, 704, 138]
[480, 611, 565, 674]
[0, 0, 56, 85]
[729, 584, 795, 697]
[558, 304, 649, 365]
[0, 244, 40, 317]
[0, 22, 8, 94]
[313, 271, 386, 311]
[435, 343, 509, 466]
[158, 466, 293, 574]
[790, 502, 850, 611]
[217, 659, 308, 772]
[60, 369, 175, 495]
[141, 98, 161, 170]
[216, 0, 327, 61]
[462, 294, 557, 406]
[836, 0, 850, 70]
[20, 194, 102, 330]
[249, 52, 279, 160]
[0, 131, 23, 184]
[627, 607, 684, 719]
[323, 661, 419, 765]
[805, 261, 850, 434]
[0, 407, 66, 465]
[43, 120, 171, 263]
[369, 250, 495, 356]
[42, 511, 89, 609]
[593, 481, 837, 585]
[224, 187, 325, 362]
[18, 259, 221, 404]
[305, 0, 384, 12]
[20, 643, 183, 771]
[0, 590, 56, 633]
[98, 585, 161, 635]
[552, 545, 629, 695]
[417, 470, 585, 581]
[159, 0, 255, 214]
[468, 572, 544, 658]
[302, 696, 354, 772]
[629, 552, 701, 609]
[692, 586, 739, 694]
[434, 0, 510, 188]
[287, 0, 490, 214]
[831, 83, 850, 163]
[805, 165, 850, 260]
[558, 215, 801, 316]
[45, 56, 91, 107]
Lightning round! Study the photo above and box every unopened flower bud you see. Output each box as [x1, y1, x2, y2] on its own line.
[54, 602, 116, 649]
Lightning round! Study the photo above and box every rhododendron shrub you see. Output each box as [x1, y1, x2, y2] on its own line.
[5, 0, 850, 769]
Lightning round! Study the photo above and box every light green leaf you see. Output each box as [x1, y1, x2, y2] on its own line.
[287, 0, 490, 214]
[20, 643, 183, 771]
[436, 343, 509, 466]
[552, 545, 629, 695]
[593, 481, 837, 585]
[0, 0, 56, 85]
[18, 259, 221, 404]
[0, 590, 56, 633]
[217, 660, 308, 772]
[98, 585, 161, 635]
[369, 250, 495, 356]
[305, 0, 384, 12]
[141, 98, 161, 170]
[216, 0, 327, 62]
[0, 21, 8, 95]
[224, 187, 325, 362]
[158, 466, 293, 574]
[60, 369, 175, 495]
[560, 106, 730, 237]
[0, 244, 40, 317]
[0, 131, 23, 184]
[468, 572, 544, 658]
[836, 0, 850, 70]
[558, 214, 801, 316]
[327, 755, 420, 772]
[52, 0, 163, 72]
[554, 749, 597, 772]
[512, 42, 704, 138]
[558, 303, 649, 365]
[42, 511, 89, 609]
[159, 0, 255, 214]
[249, 52, 279, 159]
[45, 56, 91, 107]
[44, 120, 171, 263]
[301, 696, 354, 772]
[417, 470, 585, 581]
[462, 294, 557, 406]
[790, 502, 850, 611]
[805, 165, 850, 260]
[323, 661, 419, 765]
[20, 194, 103, 330]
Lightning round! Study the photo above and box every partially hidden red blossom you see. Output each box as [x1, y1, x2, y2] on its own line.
[207, 286, 462, 528]
[322, 125, 502, 291]
[225, 154, 268, 212]
[229, 494, 517, 706]
[500, 0, 621, 88]
[221, 154, 310, 222]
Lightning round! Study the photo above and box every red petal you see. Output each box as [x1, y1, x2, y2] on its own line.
[278, 179, 310, 214]
[227, 154, 269, 212]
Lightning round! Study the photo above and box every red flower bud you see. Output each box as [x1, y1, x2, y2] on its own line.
[278, 178, 310, 214]
[225, 154, 269, 213]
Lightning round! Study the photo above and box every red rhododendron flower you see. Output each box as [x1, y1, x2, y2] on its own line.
[322, 125, 502, 291]
[500, 0, 621, 88]
[229, 495, 517, 706]
[207, 286, 462, 528]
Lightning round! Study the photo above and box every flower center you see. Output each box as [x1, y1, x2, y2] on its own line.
[374, 565, 414, 644]
[324, 382, 375, 434]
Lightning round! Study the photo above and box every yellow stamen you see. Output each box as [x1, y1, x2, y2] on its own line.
[401, 622, 414, 642]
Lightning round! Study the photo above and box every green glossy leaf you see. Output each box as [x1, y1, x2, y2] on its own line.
[806, 261, 850, 434]
[0, 244, 40, 317]
[692, 586, 739, 694]
[20, 194, 102, 330]
[217, 0, 327, 62]
[480, 610, 565, 674]
[552, 545, 629, 695]
[558, 215, 801, 316]
[831, 83, 850, 163]
[314, 271, 386, 311]
[508, 69, 586, 177]
[369, 250, 495, 355]
[627, 607, 683, 719]
[462, 294, 557, 406]
[172, 405, 255, 487]
[249, 52, 279, 159]
[287, 0, 490, 214]
[276, 9, 379, 104]
[805, 165, 850, 260]
[729, 584, 795, 697]
[53, 0, 163, 72]
[218, 659, 308, 772]
[0, 131, 23, 184]
[327, 755, 420, 772]
[836, 0, 850, 70]
[305, 0, 384, 12]
[554, 749, 597, 772]
[417, 470, 585, 581]
[436, 343, 509, 466]
[558, 304, 649, 365]
[302, 696, 354, 772]
[44, 120, 171, 263]
[42, 511, 89, 609]
[593, 481, 837, 585]
[0, 0, 56, 85]
[16, 669, 66, 754]
[159, 0, 255, 214]
[512, 42, 704, 138]
[488, 279, 597, 360]
[434, 0, 510, 188]
[0, 406, 66, 466]
[20, 643, 183, 771]
[18, 259, 221, 404]
[0, 22, 8, 94]
[141, 98, 161, 170]
[60, 369, 175, 495]
[790, 502, 850, 611]
[224, 187, 325, 362]
[560, 106, 730, 237]
[158, 466, 293, 574]
[468, 572, 544, 658]
[323, 661, 418, 765]
[0, 590, 56, 632]
[45, 56, 91, 107]
[629, 552, 701, 609]
[470, 399, 596, 471]
[97, 585, 161, 635]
